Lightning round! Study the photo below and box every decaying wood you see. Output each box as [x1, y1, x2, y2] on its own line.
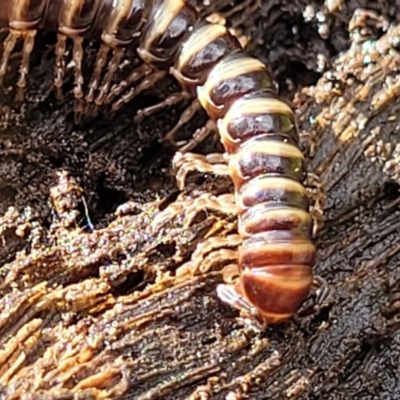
[0, 1, 400, 399]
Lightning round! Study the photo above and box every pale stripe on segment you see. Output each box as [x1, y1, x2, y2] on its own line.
[203, 56, 267, 93]
[141, 0, 185, 50]
[176, 24, 228, 70]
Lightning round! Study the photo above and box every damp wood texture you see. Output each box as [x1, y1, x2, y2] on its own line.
[0, 1, 399, 399]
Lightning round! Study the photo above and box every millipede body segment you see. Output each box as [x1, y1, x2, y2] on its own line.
[0, 0, 315, 325]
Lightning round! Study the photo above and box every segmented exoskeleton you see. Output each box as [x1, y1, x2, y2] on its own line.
[0, 0, 315, 325]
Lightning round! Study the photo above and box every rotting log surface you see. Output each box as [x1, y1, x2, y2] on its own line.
[0, 1, 400, 399]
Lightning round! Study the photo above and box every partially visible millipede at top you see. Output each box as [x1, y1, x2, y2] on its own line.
[0, 0, 316, 325]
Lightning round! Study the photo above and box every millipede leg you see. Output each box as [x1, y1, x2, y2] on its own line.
[300, 131, 319, 158]
[16, 30, 37, 101]
[163, 99, 202, 144]
[134, 91, 191, 123]
[71, 36, 85, 99]
[54, 34, 68, 100]
[75, 96, 101, 125]
[104, 63, 154, 105]
[0, 30, 20, 92]
[85, 44, 111, 103]
[111, 70, 167, 112]
[176, 119, 216, 153]
[95, 48, 125, 106]
[296, 276, 331, 321]
[216, 283, 266, 330]
[172, 150, 229, 190]
[305, 172, 325, 236]
[222, 0, 260, 31]
[81, 48, 124, 120]
[312, 276, 331, 306]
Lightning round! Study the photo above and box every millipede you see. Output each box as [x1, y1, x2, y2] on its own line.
[0, 0, 316, 326]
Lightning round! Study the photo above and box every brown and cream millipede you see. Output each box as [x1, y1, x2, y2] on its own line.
[0, 0, 316, 325]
